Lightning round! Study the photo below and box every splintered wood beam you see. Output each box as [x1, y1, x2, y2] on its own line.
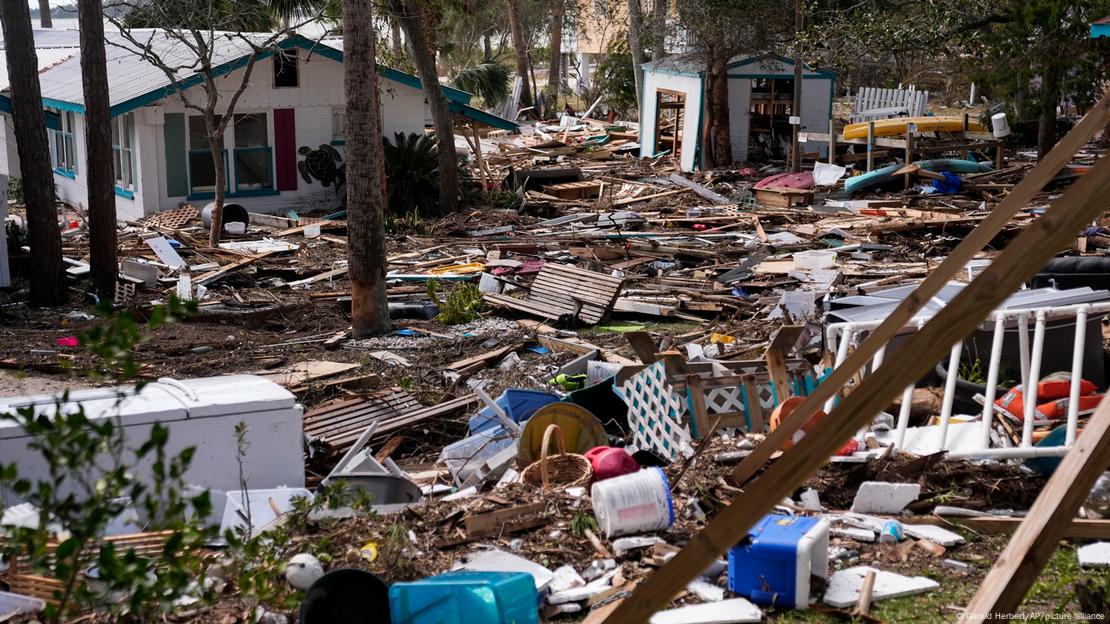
[964, 396, 1110, 616]
[729, 92, 1110, 487]
[602, 150, 1110, 624]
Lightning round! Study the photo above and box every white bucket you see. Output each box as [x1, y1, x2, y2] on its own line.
[991, 112, 1011, 138]
[591, 467, 675, 537]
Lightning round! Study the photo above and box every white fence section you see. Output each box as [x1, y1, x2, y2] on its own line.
[851, 87, 929, 122]
[825, 300, 1110, 460]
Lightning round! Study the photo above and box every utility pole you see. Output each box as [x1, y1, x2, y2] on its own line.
[790, 0, 803, 172]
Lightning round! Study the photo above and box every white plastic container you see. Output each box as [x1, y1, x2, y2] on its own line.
[793, 250, 837, 270]
[991, 112, 1011, 138]
[591, 467, 675, 537]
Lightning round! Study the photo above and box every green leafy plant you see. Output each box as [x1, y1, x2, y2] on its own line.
[8, 175, 23, 205]
[427, 281, 483, 325]
[0, 297, 216, 623]
[383, 132, 442, 218]
[569, 512, 598, 538]
[596, 36, 638, 118]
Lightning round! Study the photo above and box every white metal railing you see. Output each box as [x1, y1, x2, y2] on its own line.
[823, 300, 1110, 460]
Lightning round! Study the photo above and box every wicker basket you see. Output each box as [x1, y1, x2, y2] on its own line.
[520, 424, 592, 491]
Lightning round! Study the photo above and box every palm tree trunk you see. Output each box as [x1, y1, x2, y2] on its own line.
[390, 17, 403, 61]
[548, 0, 564, 107]
[506, 0, 533, 111]
[344, 0, 390, 337]
[651, 0, 666, 60]
[391, 0, 459, 213]
[0, 0, 64, 306]
[707, 55, 732, 167]
[627, 0, 646, 106]
[78, 0, 117, 300]
[36, 0, 51, 28]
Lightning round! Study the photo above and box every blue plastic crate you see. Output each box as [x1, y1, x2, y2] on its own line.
[727, 514, 829, 609]
[389, 571, 540, 624]
[468, 389, 560, 434]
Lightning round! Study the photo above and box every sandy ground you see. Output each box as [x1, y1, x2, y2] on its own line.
[0, 369, 90, 398]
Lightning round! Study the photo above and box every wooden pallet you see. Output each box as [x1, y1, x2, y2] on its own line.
[142, 205, 198, 230]
[303, 390, 478, 454]
[752, 187, 814, 208]
[541, 180, 603, 200]
[484, 263, 624, 326]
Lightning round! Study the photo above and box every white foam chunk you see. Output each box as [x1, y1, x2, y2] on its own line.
[850, 482, 921, 514]
[831, 527, 876, 542]
[649, 598, 763, 624]
[456, 549, 554, 590]
[549, 565, 586, 592]
[902, 524, 965, 547]
[1078, 542, 1110, 568]
[686, 579, 725, 602]
[823, 566, 939, 608]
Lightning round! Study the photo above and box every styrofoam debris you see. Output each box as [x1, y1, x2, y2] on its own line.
[581, 558, 616, 581]
[549, 565, 586, 593]
[441, 486, 478, 501]
[799, 489, 823, 511]
[831, 526, 876, 542]
[850, 482, 920, 514]
[548, 582, 610, 604]
[550, 602, 582, 614]
[942, 559, 973, 572]
[613, 536, 664, 556]
[648, 598, 763, 624]
[823, 566, 939, 608]
[686, 579, 725, 602]
[1078, 542, 1110, 568]
[902, 523, 965, 547]
[456, 549, 554, 590]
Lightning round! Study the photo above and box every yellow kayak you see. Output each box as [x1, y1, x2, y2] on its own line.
[843, 116, 987, 140]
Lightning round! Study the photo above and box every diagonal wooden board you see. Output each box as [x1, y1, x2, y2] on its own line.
[602, 145, 1110, 624]
[729, 92, 1110, 487]
[963, 395, 1110, 616]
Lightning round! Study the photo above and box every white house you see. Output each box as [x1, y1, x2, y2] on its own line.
[0, 29, 516, 222]
[639, 53, 836, 171]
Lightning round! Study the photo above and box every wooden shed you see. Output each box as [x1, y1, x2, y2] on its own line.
[639, 53, 836, 171]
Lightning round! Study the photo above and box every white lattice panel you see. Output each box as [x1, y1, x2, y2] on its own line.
[616, 361, 692, 462]
[705, 387, 745, 414]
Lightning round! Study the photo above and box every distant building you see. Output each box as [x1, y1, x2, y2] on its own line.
[639, 53, 836, 171]
[0, 29, 515, 221]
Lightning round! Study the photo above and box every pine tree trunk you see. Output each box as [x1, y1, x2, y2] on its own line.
[207, 130, 225, 246]
[0, 0, 64, 306]
[1037, 67, 1062, 160]
[506, 0, 533, 111]
[36, 0, 50, 27]
[651, 0, 666, 60]
[345, 0, 390, 337]
[483, 31, 492, 62]
[392, 0, 459, 213]
[78, 0, 117, 300]
[549, 0, 564, 106]
[627, 0, 646, 106]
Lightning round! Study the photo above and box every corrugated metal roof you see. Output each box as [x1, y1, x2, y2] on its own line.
[34, 30, 279, 109]
[0, 27, 82, 91]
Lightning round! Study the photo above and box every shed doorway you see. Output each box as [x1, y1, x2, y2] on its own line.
[653, 89, 685, 160]
[748, 77, 795, 161]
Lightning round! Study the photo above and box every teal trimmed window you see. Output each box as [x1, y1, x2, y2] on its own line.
[232, 113, 272, 192]
[187, 115, 229, 194]
[49, 110, 77, 175]
[112, 113, 135, 195]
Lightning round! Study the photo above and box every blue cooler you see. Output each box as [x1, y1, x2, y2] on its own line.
[389, 571, 539, 624]
[727, 514, 829, 609]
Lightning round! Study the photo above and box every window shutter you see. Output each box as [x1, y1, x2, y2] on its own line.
[163, 113, 188, 197]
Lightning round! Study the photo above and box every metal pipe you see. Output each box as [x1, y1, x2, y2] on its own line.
[979, 316, 1006, 448]
[1018, 312, 1031, 391]
[1066, 306, 1089, 446]
[945, 444, 1070, 460]
[938, 341, 963, 450]
[1021, 311, 1047, 448]
[894, 382, 914, 452]
[825, 328, 854, 413]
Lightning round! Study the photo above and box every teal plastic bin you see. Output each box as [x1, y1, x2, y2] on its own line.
[389, 571, 539, 624]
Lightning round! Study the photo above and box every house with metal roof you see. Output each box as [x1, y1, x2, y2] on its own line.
[640, 53, 835, 171]
[0, 29, 516, 221]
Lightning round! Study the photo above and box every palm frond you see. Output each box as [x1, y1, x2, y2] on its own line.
[451, 62, 511, 107]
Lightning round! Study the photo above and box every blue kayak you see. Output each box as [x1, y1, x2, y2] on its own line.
[845, 159, 992, 194]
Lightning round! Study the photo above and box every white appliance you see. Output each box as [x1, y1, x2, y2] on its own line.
[0, 375, 304, 523]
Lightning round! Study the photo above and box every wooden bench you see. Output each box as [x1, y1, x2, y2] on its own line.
[484, 263, 624, 325]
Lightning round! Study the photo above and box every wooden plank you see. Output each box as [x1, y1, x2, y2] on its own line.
[687, 374, 710, 439]
[729, 92, 1110, 487]
[602, 123, 1110, 624]
[625, 332, 659, 364]
[741, 374, 764, 433]
[921, 516, 1110, 540]
[764, 348, 791, 405]
[446, 342, 520, 371]
[464, 501, 546, 534]
[964, 396, 1110, 617]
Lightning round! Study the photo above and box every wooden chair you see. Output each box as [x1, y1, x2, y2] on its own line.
[484, 263, 624, 326]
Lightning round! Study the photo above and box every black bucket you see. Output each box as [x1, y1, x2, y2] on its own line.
[299, 568, 391, 624]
